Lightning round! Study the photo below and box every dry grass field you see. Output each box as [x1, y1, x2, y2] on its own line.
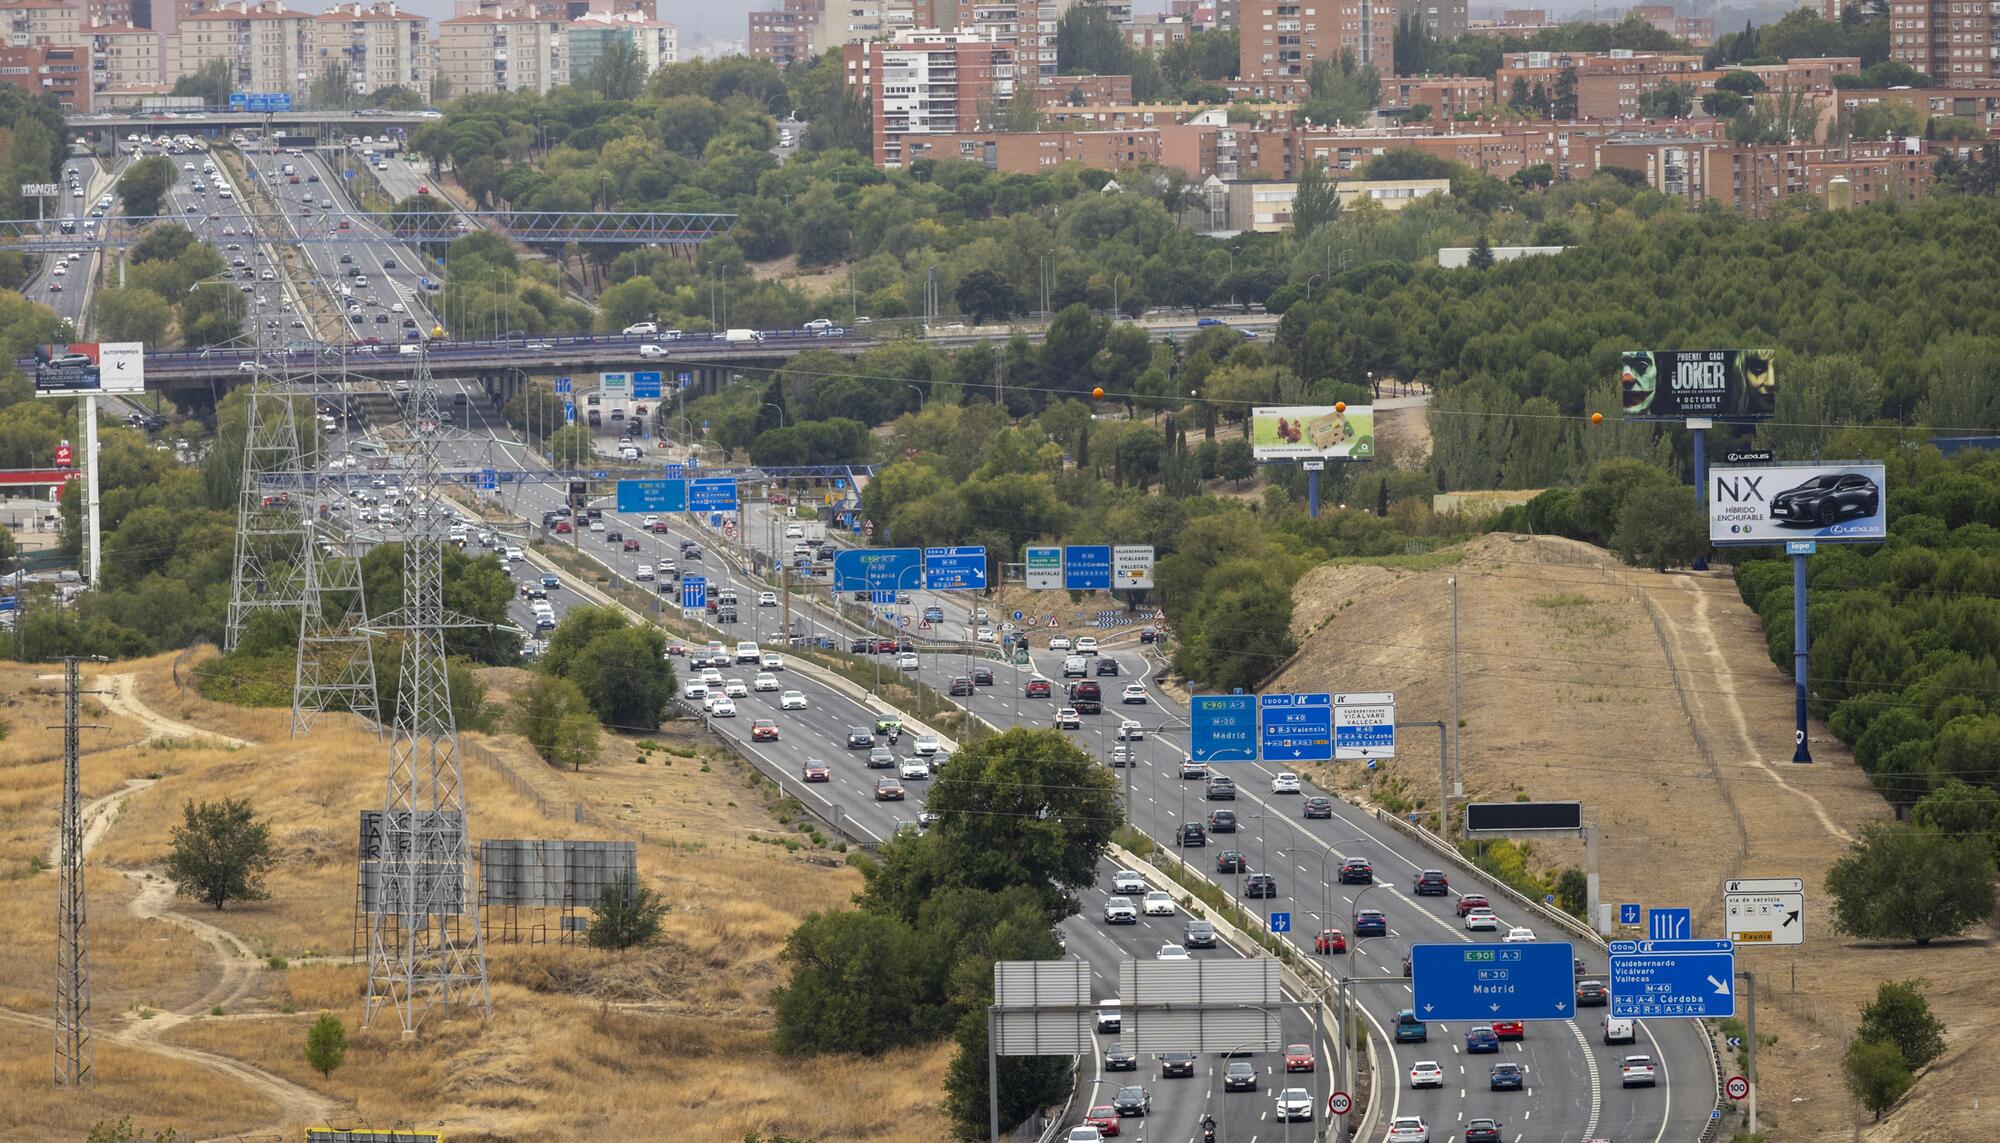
[0, 651, 955, 1142]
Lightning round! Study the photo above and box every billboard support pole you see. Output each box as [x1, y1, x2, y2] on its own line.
[1689, 419, 1709, 571]
[81, 394, 101, 587]
[1792, 554, 1811, 763]
[1307, 467, 1320, 519]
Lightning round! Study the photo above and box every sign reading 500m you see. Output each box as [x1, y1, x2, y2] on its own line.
[1621, 349, 1775, 420]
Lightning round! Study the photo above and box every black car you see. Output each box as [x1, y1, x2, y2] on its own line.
[850, 637, 872, 653]
[1245, 873, 1278, 898]
[846, 726, 874, 749]
[1770, 472, 1881, 528]
[1207, 809, 1237, 833]
[1159, 1051, 1197, 1078]
[1184, 921, 1217, 949]
[867, 748, 895, 769]
[1576, 980, 1609, 1007]
[948, 676, 974, 696]
[1205, 776, 1236, 800]
[1414, 870, 1450, 896]
[1303, 796, 1334, 819]
[1465, 1118, 1502, 1143]
[605, 530, 623, 542]
[1096, 657, 1120, 676]
[1111, 1085, 1149, 1116]
[1217, 850, 1249, 874]
[1338, 858, 1374, 884]
[1223, 1062, 1258, 1092]
[1178, 822, 1207, 847]
[972, 667, 994, 686]
[1103, 1042, 1137, 1071]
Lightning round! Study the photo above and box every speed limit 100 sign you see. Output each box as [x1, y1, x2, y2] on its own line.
[1327, 1091, 1352, 1116]
[1726, 1075, 1750, 1101]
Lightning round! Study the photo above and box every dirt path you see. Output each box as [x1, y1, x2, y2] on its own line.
[48, 777, 156, 869]
[116, 870, 263, 1040]
[94, 671, 250, 748]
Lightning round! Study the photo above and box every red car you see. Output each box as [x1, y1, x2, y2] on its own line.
[622, 538, 641, 551]
[1083, 1105, 1120, 1136]
[417, 184, 430, 194]
[801, 760, 829, 782]
[665, 644, 685, 656]
[1285, 1043, 1315, 1072]
[649, 520, 671, 533]
[553, 520, 573, 534]
[1457, 894, 1490, 916]
[1314, 929, 1347, 955]
[1026, 679, 1052, 698]
[751, 719, 779, 741]
[1492, 1020, 1525, 1041]
[872, 638, 898, 653]
[770, 491, 789, 505]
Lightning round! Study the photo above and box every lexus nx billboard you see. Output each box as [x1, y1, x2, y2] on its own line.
[1710, 463, 1886, 545]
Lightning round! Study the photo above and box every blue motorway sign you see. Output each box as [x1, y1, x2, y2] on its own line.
[675, 371, 692, 388]
[687, 477, 738, 513]
[1260, 693, 1332, 762]
[1269, 911, 1291, 933]
[1411, 942, 1579, 1021]
[1190, 694, 1257, 762]
[477, 468, 497, 492]
[664, 464, 684, 479]
[833, 547, 922, 593]
[923, 545, 987, 590]
[1649, 907, 1692, 942]
[1620, 903, 1642, 926]
[0, 596, 16, 612]
[1063, 545, 1112, 591]
[633, 371, 663, 400]
[681, 575, 706, 611]
[1610, 946, 1736, 1019]
[554, 376, 572, 395]
[616, 479, 686, 513]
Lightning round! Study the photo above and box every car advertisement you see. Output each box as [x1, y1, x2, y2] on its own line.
[33, 342, 145, 396]
[1621, 349, 1776, 420]
[1250, 405, 1375, 461]
[1710, 463, 1886, 545]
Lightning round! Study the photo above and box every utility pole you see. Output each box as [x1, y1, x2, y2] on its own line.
[54, 656, 104, 1087]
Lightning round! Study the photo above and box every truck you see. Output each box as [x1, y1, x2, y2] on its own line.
[723, 328, 764, 343]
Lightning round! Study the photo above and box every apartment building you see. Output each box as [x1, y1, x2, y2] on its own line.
[843, 30, 1016, 166]
[3, 0, 86, 46]
[0, 40, 90, 108]
[1378, 73, 1495, 115]
[1034, 70, 1131, 106]
[1888, 0, 1997, 81]
[812, 0, 884, 52]
[437, 9, 567, 94]
[1496, 49, 1715, 119]
[1123, 13, 1193, 48]
[1732, 55, 1860, 90]
[88, 20, 162, 90]
[310, 2, 426, 98]
[1400, 0, 1466, 40]
[748, 0, 818, 63]
[1215, 175, 1449, 230]
[1237, 0, 1395, 101]
[168, 1, 315, 99]
[567, 9, 676, 76]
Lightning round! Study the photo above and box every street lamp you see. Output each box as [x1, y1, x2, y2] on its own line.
[1220, 1004, 1281, 1143]
[906, 384, 925, 416]
[1305, 273, 1324, 302]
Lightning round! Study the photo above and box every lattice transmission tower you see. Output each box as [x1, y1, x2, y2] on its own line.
[54, 657, 91, 1087]
[224, 376, 312, 651]
[292, 358, 381, 736]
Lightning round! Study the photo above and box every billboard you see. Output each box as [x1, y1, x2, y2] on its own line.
[1709, 463, 1885, 545]
[1250, 405, 1374, 461]
[34, 343, 144, 396]
[1620, 349, 1776, 420]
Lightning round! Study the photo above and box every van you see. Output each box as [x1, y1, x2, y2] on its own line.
[1095, 1001, 1121, 1033]
[1602, 1016, 1635, 1045]
[1394, 1010, 1428, 1043]
[735, 640, 761, 663]
[1062, 655, 1088, 678]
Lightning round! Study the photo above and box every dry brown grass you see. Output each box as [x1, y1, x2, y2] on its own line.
[0, 1018, 278, 1142]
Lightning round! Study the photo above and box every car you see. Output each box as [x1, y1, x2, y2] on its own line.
[751, 719, 779, 741]
[761, 652, 784, 670]
[1179, 758, 1208, 779]
[1103, 896, 1138, 924]
[899, 758, 931, 780]
[972, 667, 994, 686]
[1155, 943, 1189, 961]
[1110, 1085, 1149, 1117]
[1120, 683, 1148, 704]
[897, 653, 919, 671]
[710, 697, 737, 717]
[1062, 655, 1088, 679]
[1102, 1042, 1137, 1070]
[1142, 891, 1176, 917]
[1271, 772, 1301, 794]
[1576, 980, 1609, 1007]
[1096, 657, 1121, 677]
[1463, 1119, 1502, 1143]
[1274, 1087, 1313, 1122]
[1466, 1026, 1500, 1053]
[1464, 909, 1500, 932]
[1205, 776, 1236, 800]
[1063, 1128, 1103, 1143]
[1409, 1060, 1445, 1089]
[1217, 850, 1249, 874]
[1184, 921, 1217, 948]
[1395, 1010, 1429, 1043]
[1770, 471, 1881, 527]
[623, 321, 659, 335]
[1025, 679, 1052, 698]
[1206, 809, 1237, 833]
[868, 747, 896, 769]
[1386, 1118, 1430, 1143]
[627, 543, 645, 556]
[1117, 718, 1145, 740]
[1457, 894, 1491, 916]
[1313, 928, 1346, 954]
[801, 760, 829, 782]
[873, 778, 905, 801]
[1353, 909, 1388, 936]
[1303, 795, 1334, 819]
[846, 726, 874, 748]
[1279, 1043, 1315, 1073]
[780, 690, 808, 710]
[1049, 635, 1071, 651]
[1056, 708, 1081, 729]
[1620, 1055, 1657, 1087]
[1414, 869, 1449, 895]
[1223, 1061, 1258, 1092]
[753, 673, 780, 691]
[1490, 1062, 1525, 1091]
[1338, 857, 1373, 883]
[723, 679, 750, 698]
[1159, 1050, 1196, 1078]
[1111, 870, 1147, 895]
[1177, 822, 1206, 847]
[1492, 1020, 1525, 1041]
[757, 591, 778, 607]
[1503, 927, 1536, 943]
[1244, 873, 1278, 898]
[948, 676, 974, 696]
[1083, 1105, 1121, 1136]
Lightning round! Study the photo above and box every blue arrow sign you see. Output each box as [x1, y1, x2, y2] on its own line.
[1269, 911, 1291, 933]
[616, 479, 686, 513]
[1063, 545, 1112, 591]
[554, 376, 572, 395]
[1191, 694, 1257, 763]
[1260, 693, 1332, 762]
[680, 575, 706, 611]
[1609, 948, 1735, 1019]
[688, 478, 738, 513]
[833, 547, 922, 594]
[923, 545, 987, 590]
[1620, 903, 1642, 926]
[632, 371, 663, 399]
[1412, 942, 1579, 1021]
[1649, 907, 1692, 942]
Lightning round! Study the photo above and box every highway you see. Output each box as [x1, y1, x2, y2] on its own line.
[18, 155, 126, 331]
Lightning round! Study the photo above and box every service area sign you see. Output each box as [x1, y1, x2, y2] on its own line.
[1620, 349, 1776, 420]
[1710, 462, 1885, 545]
[34, 342, 145, 396]
[1411, 942, 1579, 1021]
[1025, 546, 1063, 590]
[1724, 877, 1804, 946]
[1333, 691, 1394, 759]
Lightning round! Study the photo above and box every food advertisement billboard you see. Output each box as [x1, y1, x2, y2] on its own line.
[1250, 405, 1374, 461]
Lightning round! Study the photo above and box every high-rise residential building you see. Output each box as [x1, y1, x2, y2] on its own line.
[437, 9, 567, 94]
[309, 2, 428, 98]
[3, 0, 87, 46]
[567, 9, 676, 78]
[1398, 0, 1465, 40]
[812, 0, 885, 52]
[1237, 0, 1394, 101]
[0, 41, 90, 109]
[748, 0, 818, 63]
[167, 1, 316, 98]
[1889, 0, 1997, 81]
[843, 30, 1017, 166]
[89, 20, 163, 90]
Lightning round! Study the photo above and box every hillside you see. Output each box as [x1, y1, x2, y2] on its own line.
[1270, 534, 1998, 1139]
[0, 652, 951, 1143]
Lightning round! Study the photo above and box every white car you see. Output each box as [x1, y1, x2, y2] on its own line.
[975, 629, 999, 644]
[1464, 909, 1500, 932]
[1075, 636, 1099, 654]
[779, 690, 808, 710]
[753, 673, 780, 692]
[1503, 927, 1537, 943]
[1142, 890, 1176, 916]
[504, 546, 524, 562]
[1103, 896, 1138, 923]
[913, 734, 939, 756]
[1056, 708, 1081, 729]
[784, 524, 803, 538]
[642, 515, 659, 528]
[589, 519, 605, 533]
[1156, 943, 1190, 961]
[709, 696, 737, 717]
[723, 679, 750, 698]
[899, 758, 931, 780]
[1064, 1129, 1103, 1143]
[1272, 772, 1301, 794]
[622, 321, 659, 335]
[1274, 1088, 1313, 1122]
[761, 652, 784, 670]
[1386, 1117, 1430, 1143]
[898, 653, 919, 671]
[635, 564, 654, 580]
[1112, 869, 1146, 894]
[1409, 1060, 1445, 1089]
[1118, 719, 1145, 740]
[1049, 635, 1072, 651]
[758, 591, 778, 606]
[700, 667, 723, 685]
[1121, 683, 1149, 704]
[1620, 1055, 1657, 1088]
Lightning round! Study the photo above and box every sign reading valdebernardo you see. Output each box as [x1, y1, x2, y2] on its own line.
[34, 342, 145, 397]
[1250, 405, 1374, 461]
[1710, 463, 1886, 545]
[1621, 349, 1776, 420]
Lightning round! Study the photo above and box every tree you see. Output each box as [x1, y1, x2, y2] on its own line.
[771, 908, 941, 1054]
[118, 157, 178, 217]
[589, 36, 646, 101]
[569, 625, 675, 729]
[1857, 979, 1947, 1070]
[171, 59, 232, 106]
[955, 267, 1027, 324]
[165, 798, 276, 910]
[1909, 779, 2000, 859]
[1056, 1, 1131, 76]
[428, 72, 452, 105]
[1468, 233, 1496, 270]
[85, 1117, 179, 1143]
[1701, 90, 1747, 117]
[586, 872, 666, 950]
[1292, 158, 1339, 239]
[1638, 81, 1696, 119]
[93, 287, 172, 345]
[1216, 438, 1255, 485]
[1301, 50, 1379, 126]
[513, 673, 600, 770]
[540, 605, 629, 678]
[309, 61, 353, 110]
[548, 424, 595, 468]
[1611, 483, 1707, 571]
[1824, 822, 1996, 944]
[1843, 1037, 1915, 1121]
[303, 1013, 348, 1079]
[179, 283, 247, 348]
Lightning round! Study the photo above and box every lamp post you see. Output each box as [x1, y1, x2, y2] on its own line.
[1221, 1004, 1280, 1143]
[1305, 273, 1323, 303]
[906, 384, 925, 416]
[1337, 883, 1390, 1143]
